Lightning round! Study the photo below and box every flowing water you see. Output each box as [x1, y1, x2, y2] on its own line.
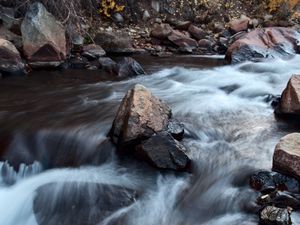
[0, 55, 300, 225]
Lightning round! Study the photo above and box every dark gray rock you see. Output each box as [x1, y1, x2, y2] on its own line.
[136, 132, 190, 171]
[166, 119, 184, 141]
[98, 57, 118, 75]
[117, 57, 146, 78]
[249, 171, 300, 194]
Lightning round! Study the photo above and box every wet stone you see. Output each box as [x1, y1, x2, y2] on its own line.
[166, 119, 184, 141]
[259, 206, 291, 225]
[249, 171, 300, 194]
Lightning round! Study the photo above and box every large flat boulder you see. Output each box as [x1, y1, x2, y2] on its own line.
[21, 2, 67, 68]
[110, 84, 171, 147]
[34, 182, 137, 225]
[226, 27, 300, 63]
[273, 133, 300, 180]
[278, 75, 300, 115]
[0, 38, 26, 75]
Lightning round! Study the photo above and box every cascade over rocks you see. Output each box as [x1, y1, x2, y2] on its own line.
[226, 27, 300, 63]
[277, 75, 300, 115]
[34, 182, 137, 225]
[21, 2, 67, 68]
[273, 133, 300, 180]
[0, 38, 26, 76]
[109, 84, 191, 171]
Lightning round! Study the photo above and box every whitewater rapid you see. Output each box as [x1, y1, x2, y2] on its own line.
[1, 56, 300, 225]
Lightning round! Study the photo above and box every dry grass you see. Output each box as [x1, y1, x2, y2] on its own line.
[12, 0, 97, 25]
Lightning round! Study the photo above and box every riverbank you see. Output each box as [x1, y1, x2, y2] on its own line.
[1, 0, 300, 77]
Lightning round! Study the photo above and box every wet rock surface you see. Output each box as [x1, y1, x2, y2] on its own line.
[136, 131, 190, 170]
[273, 133, 300, 181]
[110, 84, 191, 171]
[250, 171, 300, 194]
[277, 75, 300, 115]
[226, 27, 300, 63]
[259, 206, 291, 225]
[110, 84, 171, 147]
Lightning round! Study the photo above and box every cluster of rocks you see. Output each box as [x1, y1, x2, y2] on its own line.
[109, 84, 191, 171]
[249, 75, 300, 225]
[0, 2, 146, 78]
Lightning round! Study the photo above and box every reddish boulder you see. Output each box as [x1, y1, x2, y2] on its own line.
[21, 3, 67, 67]
[228, 17, 250, 34]
[150, 23, 173, 40]
[226, 27, 300, 63]
[110, 84, 171, 147]
[0, 38, 26, 75]
[273, 133, 300, 180]
[188, 24, 207, 40]
[278, 75, 300, 115]
[168, 30, 198, 49]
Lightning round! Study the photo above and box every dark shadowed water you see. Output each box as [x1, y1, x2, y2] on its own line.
[0, 55, 299, 225]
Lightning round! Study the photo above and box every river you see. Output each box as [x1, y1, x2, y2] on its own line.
[0, 55, 299, 225]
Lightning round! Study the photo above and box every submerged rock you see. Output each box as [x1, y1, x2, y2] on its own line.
[259, 206, 291, 225]
[136, 132, 190, 171]
[0, 38, 26, 76]
[21, 2, 67, 68]
[110, 84, 171, 147]
[278, 75, 300, 115]
[273, 133, 300, 180]
[117, 57, 146, 78]
[226, 27, 300, 63]
[34, 182, 137, 225]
